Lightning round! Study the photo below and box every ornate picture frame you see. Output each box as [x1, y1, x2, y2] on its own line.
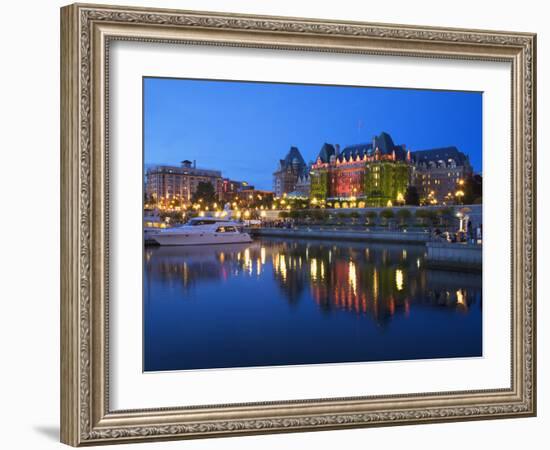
[60, 3, 536, 446]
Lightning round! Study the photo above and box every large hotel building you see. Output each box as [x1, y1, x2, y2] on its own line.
[146, 160, 223, 201]
[273, 131, 473, 206]
[412, 147, 473, 204]
[145, 160, 274, 205]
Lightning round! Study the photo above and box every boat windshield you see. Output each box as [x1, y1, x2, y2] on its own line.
[187, 219, 219, 226]
[185, 219, 237, 226]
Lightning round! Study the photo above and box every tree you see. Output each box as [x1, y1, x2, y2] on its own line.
[311, 210, 327, 222]
[279, 211, 290, 219]
[405, 185, 420, 206]
[366, 211, 378, 225]
[462, 174, 482, 204]
[396, 209, 412, 225]
[289, 210, 302, 220]
[191, 181, 217, 204]
[349, 211, 361, 223]
[380, 209, 395, 226]
[436, 207, 454, 227]
[414, 209, 427, 223]
[415, 208, 436, 225]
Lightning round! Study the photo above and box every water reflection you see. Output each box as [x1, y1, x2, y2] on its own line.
[144, 239, 480, 325]
[144, 238, 482, 371]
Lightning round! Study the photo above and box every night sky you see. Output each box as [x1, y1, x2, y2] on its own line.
[144, 77, 482, 190]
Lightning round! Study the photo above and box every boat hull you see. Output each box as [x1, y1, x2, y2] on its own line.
[150, 232, 252, 246]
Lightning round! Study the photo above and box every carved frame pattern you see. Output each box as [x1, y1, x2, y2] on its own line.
[60, 3, 536, 446]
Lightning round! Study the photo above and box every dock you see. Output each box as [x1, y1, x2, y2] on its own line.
[425, 241, 482, 272]
[248, 227, 429, 244]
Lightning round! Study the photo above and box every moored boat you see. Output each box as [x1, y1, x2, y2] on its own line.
[149, 217, 252, 246]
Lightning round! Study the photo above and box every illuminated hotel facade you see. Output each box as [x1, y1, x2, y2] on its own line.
[275, 132, 474, 206]
[310, 132, 412, 207]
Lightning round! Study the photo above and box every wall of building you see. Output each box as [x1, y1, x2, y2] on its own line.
[146, 164, 223, 201]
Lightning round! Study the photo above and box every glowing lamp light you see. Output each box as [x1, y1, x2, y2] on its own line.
[395, 269, 404, 291]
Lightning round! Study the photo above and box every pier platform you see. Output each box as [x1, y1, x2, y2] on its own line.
[425, 241, 482, 272]
[248, 227, 429, 244]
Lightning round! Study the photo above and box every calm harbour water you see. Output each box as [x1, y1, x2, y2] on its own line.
[144, 238, 482, 372]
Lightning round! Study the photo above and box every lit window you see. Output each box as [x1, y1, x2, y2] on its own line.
[216, 226, 236, 233]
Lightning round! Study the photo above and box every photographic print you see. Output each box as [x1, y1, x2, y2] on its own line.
[143, 78, 483, 372]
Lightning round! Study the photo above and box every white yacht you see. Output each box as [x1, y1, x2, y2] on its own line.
[149, 217, 252, 246]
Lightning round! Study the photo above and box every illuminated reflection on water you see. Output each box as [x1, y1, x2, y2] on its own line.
[144, 238, 482, 371]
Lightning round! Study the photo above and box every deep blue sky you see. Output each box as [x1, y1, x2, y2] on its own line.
[144, 77, 482, 190]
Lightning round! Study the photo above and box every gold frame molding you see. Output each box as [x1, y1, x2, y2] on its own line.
[60, 3, 537, 446]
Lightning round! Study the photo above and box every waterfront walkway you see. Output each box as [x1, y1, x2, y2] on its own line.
[248, 227, 482, 272]
[249, 226, 430, 244]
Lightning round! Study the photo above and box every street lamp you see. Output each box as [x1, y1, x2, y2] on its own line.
[455, 190, 465, 205]
[396, 192, 405, 205]
[426, 190, 437, 205]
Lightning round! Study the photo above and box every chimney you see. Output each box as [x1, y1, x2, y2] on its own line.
[193, 160, 196, 168]
[335, 144, 340, 155]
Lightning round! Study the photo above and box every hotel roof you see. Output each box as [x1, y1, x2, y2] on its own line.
[338, 132, 407, 162]
[412, 147, 469, 165]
